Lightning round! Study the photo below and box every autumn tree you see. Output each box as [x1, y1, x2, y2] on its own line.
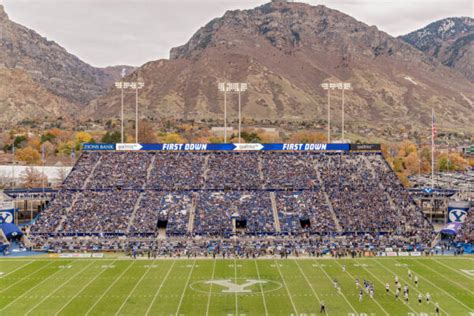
[21, 167, 48, 188]
[16, 146, 41, 165]
[289, 131, 326, 143]
[138, 120, 158, 143]
[162, 133, 185, 144]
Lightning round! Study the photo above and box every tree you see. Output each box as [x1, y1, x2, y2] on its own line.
[101, 131, 122, 143]
[289, 131, 326, 143]
[16, 146, 41, 165]
[75, 131, 93, 144]
[21, 167, 48, 188]
[162, 133, 185, 144]
[138, 120, 158, 143]
[240, 131, 261, 143]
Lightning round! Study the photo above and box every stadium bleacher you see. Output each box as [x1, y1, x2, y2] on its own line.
[28, 150, 436, 253]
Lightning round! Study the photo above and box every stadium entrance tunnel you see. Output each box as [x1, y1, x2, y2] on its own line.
[157, 220, 168, 229]
[236, 219, 247, 229]
[300, 218, 311, 229]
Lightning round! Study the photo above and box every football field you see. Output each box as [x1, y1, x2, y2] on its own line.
[0, 256, 472, 316]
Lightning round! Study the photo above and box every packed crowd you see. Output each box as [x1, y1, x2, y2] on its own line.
[61, 190, 139, 234]
[28, 151, 438, 249]
[276, 190, 336, 234]
[455, 210, 473, 243]
[130, 191, 192, 236]
[87, 152, 153, 189]
[193, 191, 274, 236]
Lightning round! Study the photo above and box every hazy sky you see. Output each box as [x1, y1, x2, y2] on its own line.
[1, 0, 472, 67]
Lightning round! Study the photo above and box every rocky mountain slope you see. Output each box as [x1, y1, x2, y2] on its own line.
[400, 17, 474, 82]
[0, 68, 76, 123]
[86, 1, 473, 136]
[0, 4, 134, 120]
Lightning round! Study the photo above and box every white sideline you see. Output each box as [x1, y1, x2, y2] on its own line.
[373, 259, 450, 316]
[114, 259, 157, 315]
[315, 260, 359, 315]
[0, 260, 72, 312]
[144, 260, 176, 316]
[84, 260, 137, 315]
[54, 259, 119, 316]
[273, 259, 299, 316]
[25, 260, 96, 315]
[205, 259, 217, 316]
[254, 259, 269, 316]
[175, 259, 196, 316]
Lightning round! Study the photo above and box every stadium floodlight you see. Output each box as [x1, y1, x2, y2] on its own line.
[321, 82, 351, 142]
[115, 78, 145, 143]
[116, 68, 127, 143]
[218, 82, 248, 143]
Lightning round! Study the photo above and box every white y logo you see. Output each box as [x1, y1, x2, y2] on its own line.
[206, 279, 267, 293]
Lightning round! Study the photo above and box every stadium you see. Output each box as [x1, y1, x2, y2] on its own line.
[1, 143, 473, 315]
[0, 0, 473, 315]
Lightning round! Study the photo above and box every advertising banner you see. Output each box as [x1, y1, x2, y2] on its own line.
[84, 143, 352, 151]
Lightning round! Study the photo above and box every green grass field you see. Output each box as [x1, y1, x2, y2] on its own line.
[0, 256, 472, 316]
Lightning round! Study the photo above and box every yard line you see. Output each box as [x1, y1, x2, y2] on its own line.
[234, 257, 238, 316]
[431, 258, 474, 281]
[373, 259, 450, 316]
[54, 259, 119, 316]
[114, 259, 157, 316]
[315, 260, 359, 316]
[273, 259, 298, 316]
[254, 260, 269, 316]
[333, 260, 389, 316]
[25, 260, 96, 316]
[353, 259, 418, 315]
[0, 261, 33, 279]
[0, 261, 54, 293]
[144, 260, 176, 316]
[175, 259, 196, 316]
[85, 260, 137, 316]
[414, 259, 473, 293]
[394, 258, 473, 311]
[205, 259, 217, 316]
[0, 260, 72, 312]
[293, 259, 324, 314]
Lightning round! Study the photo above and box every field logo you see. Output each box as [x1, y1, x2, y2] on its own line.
[0, 211, 13, 224]
[448, 209, 467, 223]
[191, 278, 281, 294]
[206, 279, 265, 293]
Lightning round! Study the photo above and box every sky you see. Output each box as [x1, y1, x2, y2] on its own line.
[1, 0, 472, 67]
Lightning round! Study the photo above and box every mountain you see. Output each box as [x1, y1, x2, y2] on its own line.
[86, 1, 473, 136]
[0, 68, 76, 123]
[400, 17, 474, 82]
[0, 4, 134, 106]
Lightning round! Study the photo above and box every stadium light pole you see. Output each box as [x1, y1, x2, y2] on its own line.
[218, 82, 248, 143]
[322, 82, 351, 142]
[131, 81, 145, 143]
[115, 68, 127, 143]
[115, 78, 144, 144]
[218, 82, 228, 143]
[237, 83, 248, 143]
[339, 82, 351, 141]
